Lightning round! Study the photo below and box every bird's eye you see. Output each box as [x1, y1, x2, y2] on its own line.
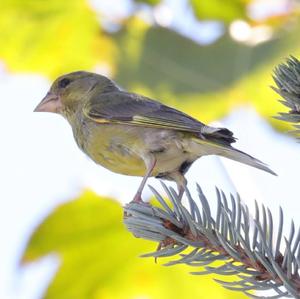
[58, 78, 71, 89]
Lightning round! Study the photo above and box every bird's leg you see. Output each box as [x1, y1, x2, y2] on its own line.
[132, 156, 157, 203]
[175, 174, 187, 201]
[178, 185, 185, 201]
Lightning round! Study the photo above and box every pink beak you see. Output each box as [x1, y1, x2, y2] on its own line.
[34, 92, 62, 113]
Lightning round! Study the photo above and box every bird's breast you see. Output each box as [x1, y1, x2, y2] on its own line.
[74, 121, 199, 177]
[78, 123, 148, 176]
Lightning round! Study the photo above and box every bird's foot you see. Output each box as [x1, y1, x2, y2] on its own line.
[132, 192, 144, 203]
[178, 186, 185, 201]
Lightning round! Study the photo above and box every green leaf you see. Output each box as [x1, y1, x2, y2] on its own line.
[134, 0, 161, 5]
[0, 0, 116, 78]
[116, 26, 279, 94]
[114, 20, 300, 129]
[23, 191, 246, 299]
[189, 0, 248, 22]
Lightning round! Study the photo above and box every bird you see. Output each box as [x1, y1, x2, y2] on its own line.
[34, 71, 276, 202]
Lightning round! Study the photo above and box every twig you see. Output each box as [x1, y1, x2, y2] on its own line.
[123, 182, 300, 298]
[273, 56, 300, 139]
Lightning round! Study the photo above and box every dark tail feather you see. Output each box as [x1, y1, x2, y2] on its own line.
[202, 126, 237, 146]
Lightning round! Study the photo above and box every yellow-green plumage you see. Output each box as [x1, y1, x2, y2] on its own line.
[34, 71, 276, 201]
[74, 121, 202, 178]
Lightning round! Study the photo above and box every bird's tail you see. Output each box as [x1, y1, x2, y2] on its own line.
[191, 137, 277, 176]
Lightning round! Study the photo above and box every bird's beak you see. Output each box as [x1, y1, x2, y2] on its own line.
[34, 92, 62, 113]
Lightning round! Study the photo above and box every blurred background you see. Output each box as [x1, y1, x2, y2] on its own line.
[1, 0, 300, 298]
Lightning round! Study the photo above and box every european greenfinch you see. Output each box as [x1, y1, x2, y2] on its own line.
[34, 71, 275, 202]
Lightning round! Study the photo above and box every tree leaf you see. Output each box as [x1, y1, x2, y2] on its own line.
[114, 20, 300, 128]
[22, 191, 246, 299]
[0, 0, 117, 78]
[189, 0, 248, 23]
[134, 0, 161, 6]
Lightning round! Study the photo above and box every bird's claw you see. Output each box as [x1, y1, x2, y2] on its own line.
[132, 192, 144, 203]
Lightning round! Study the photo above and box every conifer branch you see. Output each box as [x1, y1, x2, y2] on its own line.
[123, 183, 300, 298]
[273, 56, 300, 137]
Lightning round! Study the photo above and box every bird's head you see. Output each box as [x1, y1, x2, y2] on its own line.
[34, 71, 118, 117]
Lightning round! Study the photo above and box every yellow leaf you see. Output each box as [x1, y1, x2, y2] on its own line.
[23, 191, 246, 299]
[0, 0, 117, 78]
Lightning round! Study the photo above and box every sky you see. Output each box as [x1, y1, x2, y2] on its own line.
[1, 0, 299, 298]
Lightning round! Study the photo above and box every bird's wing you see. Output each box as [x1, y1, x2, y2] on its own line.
[83, 91, 236, 144]
[84, 91, 207, 131]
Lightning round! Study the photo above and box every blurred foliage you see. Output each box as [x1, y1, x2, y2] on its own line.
[190, 0, 247, 23]
[0, 0, 299, 131]
[114, 19, 300, 129]
[23, 191, 246, 299]
[134, 0, 161, 6]
[134, 0, 249, 22]
[0, 0, 117, 77]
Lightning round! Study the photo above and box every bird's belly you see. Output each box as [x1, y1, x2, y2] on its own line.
[80, 125, 146, 176]
[95, 152, 147, 176]
[82, 124, 196, 177]
[92, 146, 190, 177]
[86, 141, 147, 176]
